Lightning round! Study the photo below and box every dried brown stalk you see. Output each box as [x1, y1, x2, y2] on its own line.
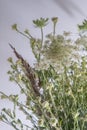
[9, 43, 40, 96]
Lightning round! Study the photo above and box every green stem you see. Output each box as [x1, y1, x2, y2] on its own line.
[53, 23, 56, 37]
[49, 90, 58, 117]
[17, 30, 32, 40]
[41, 27, 43, 46]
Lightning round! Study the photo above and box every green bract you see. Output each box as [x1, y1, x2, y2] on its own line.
[33, 18, 49, 28]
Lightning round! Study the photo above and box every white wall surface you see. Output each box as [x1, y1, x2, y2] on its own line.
[0, 0, 87, 129]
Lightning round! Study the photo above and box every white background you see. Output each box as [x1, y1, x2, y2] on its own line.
[0, 0, 87, 129]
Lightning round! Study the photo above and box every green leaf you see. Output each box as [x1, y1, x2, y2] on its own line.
[12, 24, 18, 31]
[78, 19, 87, 31]
[24, 29, 29, 35]
[0, 94, 7, 99]
[7, 57, 13, 63]
[0, 115, 3, 121]
[9, 76, 14, 81]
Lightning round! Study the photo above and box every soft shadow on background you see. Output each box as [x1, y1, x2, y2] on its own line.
[54, 0, 84, 16]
